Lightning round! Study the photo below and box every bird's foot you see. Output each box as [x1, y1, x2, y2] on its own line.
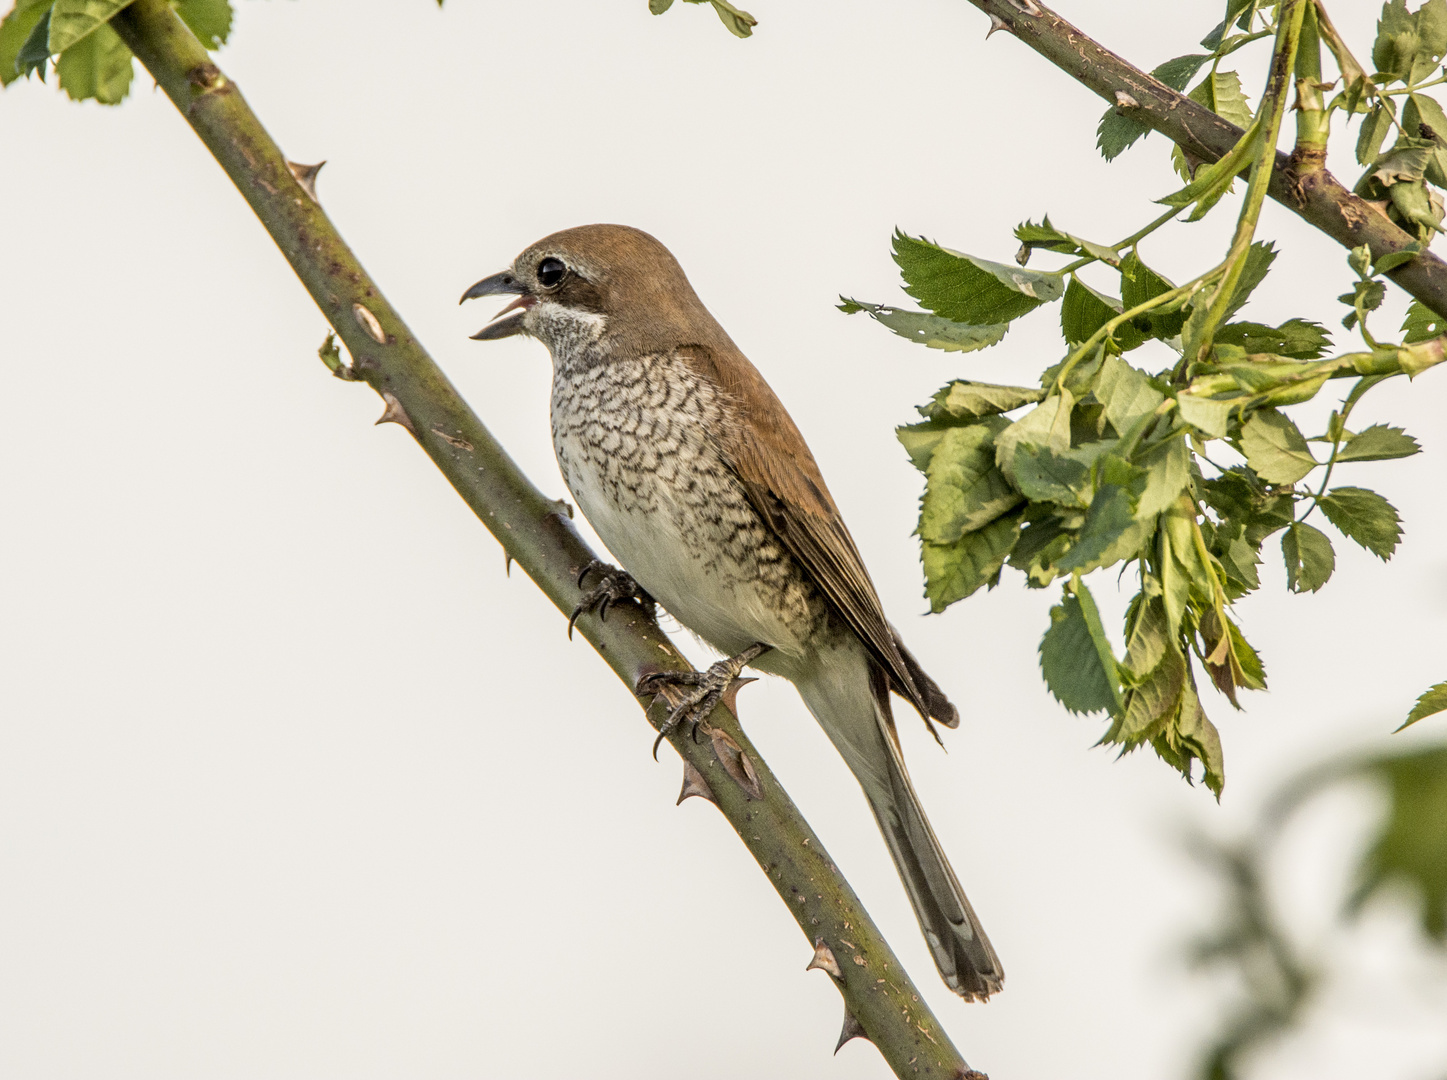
[639, 642, 769, 759]
[568, 560, 656, 640]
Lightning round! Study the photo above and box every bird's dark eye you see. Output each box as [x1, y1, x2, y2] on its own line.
[537, 257, 567, 288]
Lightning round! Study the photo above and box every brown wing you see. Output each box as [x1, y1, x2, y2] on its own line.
[678, 343, 958, 732]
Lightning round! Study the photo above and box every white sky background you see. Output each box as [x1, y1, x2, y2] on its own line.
[3, 0, 1447, 1076]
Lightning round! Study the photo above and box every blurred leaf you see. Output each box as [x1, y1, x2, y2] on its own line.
[1201, 468, 1296, 547]
[1339, 278, 1388, 330]
[1281, 521, 1335, 592]
[174, 0, 233, 50]
[1201, 0, 1254, 51]
[47, 0, 129, 54]
[649, 0, 675, 11]
[1155, 53, 1212, 91]
[1402, 299, 1447, 341]
[703, 0, 755, 36]
[1137, 436, 1192, 518]
[1040, 581, 1121, 714]
[1318, 486, 1402, 558]
[921, 510, 1022, 612]
[919, 380, 1044, 421]
[839, 298, 1010, 353]
[1358, 101, 1397, 166]
[1350, 745, 1447, 941]
[0, 0, 52, 86]
[13, 2, 49, 79]
[1336, 423, 1421, 462]
[1239, 409, 1317, 484]
[1398, 682, 1447, 730]
[54, 18, 130, 103]
[921, 419, 1020, 542]
[1214, 318, 1330, 359]
[893, 231, 1064, 325]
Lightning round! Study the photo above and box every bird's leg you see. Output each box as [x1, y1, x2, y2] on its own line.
[639, 642, 771, 759]
[568, 559, 656, 640]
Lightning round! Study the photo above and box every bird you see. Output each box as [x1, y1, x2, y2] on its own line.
[460, 224, 1003, 1001]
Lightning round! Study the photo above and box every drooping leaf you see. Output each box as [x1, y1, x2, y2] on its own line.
[1120, 251, 1188, 338]
[1153, 677, 1226, 797]
[1398, 682, 1447, 731]
[1121, 594, 1169, 681]
[0, 0, 53, 86]
[1239, 408, 1317, 484]
[1403, 92, 1447, 186]
[1014, 216, 1120, 265]
[174, 0, 233, 50]
[921, 419, 1021, 543]
[1358, 101, 1398, 166]
[1349, 745, 1447, 941]
[1012, 445, 1092, 508]
[47, 0, 130, 54]
[1281, 521, 1335, 593]
[1199, 608, 1267, 708]
[1056, 463, 1149, 574]
[1113, 641, 1186, 743]
[921, 510, 1023, 612]
[919, 380, 1044, 421]
[1213, 318, 1330, 359]
[1317, 486, 1403, 559]
[1039, 582, 1121, 714]
[839, 298, 1010, 353]
[1336, 424, 1421, 462]
[893, 231, 1064, 325]
[1160, 115, 1264, 221]
[54, 18, 130, 103]
[1136, 436, 1193, 518]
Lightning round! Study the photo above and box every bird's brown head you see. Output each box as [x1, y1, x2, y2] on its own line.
[460, 224, 729, 359]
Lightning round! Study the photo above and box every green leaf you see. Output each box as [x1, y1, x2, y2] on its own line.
[1193, 69, 1254, 129]
[1039, 582, 1122, 714]
[1213, 318, 1330, 359]
[1120, 251, 1188, 338]
[1239, 408, 1317, 484]
[995, 390, 1073, 485]
[1154, 678, 1225, 797]
[1060, 276, 1117, 346]
[1403, 93, 1447, 185]
[1349, 745, 1447, 941]
[1336, 423, 1421, 462]
[921, 419, 1021, 542]
[839, 298, 1009, 354]
[702, 0, 756, 37]
[1012, 445, 1092, 508]
[54, 18, 130, 103]
[1398, 681, 1447, 730]
[893, 231, 1064, 325]
[1317, 486, 1402, 559]
[1155, 53, 1212, 91]
[897, 420, 952, 473]
[1160, 115, 1264, 221]
[1201, 0, 1254, 51]
[1281, 521, 1335, 592]
[1056, 462, 1149, 574]
[1176, 392, 1234, 438]
[919, 380, 1044, 421]
[47, 0, 129, 54]
[13, 2, 50, 80]
[1402, 299, 1447, 342]
[1357, 102, 1398, 166]
[1014, 216, 1120, 265]
[1096, 54, 1210, 161]
[0, 0, 52, 86]
[921, 510, 1022, 612]
[1094, 354, 1165, 437]
[649, 0, 675, 12]
[1113, 641, 1186, 742]
[174, 0, 233, 50]
[1222, 241, 1277, 321]
[1136, 436, 1192, 518]
[1121, 595, 1169, 681]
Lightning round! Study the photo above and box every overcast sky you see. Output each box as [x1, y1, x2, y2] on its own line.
[3, 1, 1446, 1077]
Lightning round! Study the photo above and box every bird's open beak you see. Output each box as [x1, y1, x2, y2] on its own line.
[460, 270, 535, 340]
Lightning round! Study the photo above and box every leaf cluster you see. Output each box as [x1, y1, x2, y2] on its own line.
[1, 0, 231, 103]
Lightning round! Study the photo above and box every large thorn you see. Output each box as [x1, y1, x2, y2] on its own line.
[985, 13, 1009, 37]
[285, 159, 325, 201]
[375, 390, 417, 436]
[709, 726, 762, 800]
[352, 301, 389, 344]
[834, 1008, 869, 1054]
[806, 938, 842, 979]
[676, 760, 718, 806]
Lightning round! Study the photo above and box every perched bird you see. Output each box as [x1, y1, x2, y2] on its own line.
[461, 225, 1003, 1000]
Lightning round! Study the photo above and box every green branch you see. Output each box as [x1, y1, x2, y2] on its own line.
[106, 1, 980, 1076]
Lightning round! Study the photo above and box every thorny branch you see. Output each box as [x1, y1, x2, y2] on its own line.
[967, 0, 1447, 318]
[108, 1, 984, 1076]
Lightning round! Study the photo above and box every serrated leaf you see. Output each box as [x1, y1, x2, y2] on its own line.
[1096, 55, 1210, 161]
[1136, 436, 1192, 518]
[1094, 354, 1165, 437]
[1155, 53, 1212, 91]
[174, 0, 233, 50]
[1222, 241, 1277, 321]
[1199, 608, 1267, 707]
[1161, 116, 1264, 220]
[1398, 682, 1447, 730]
[1402, 299, 1447, 342]
[13, 3, 49, 79]
[1177, 391, 1234, 438]
[0, 0, 53, 86]
[1012, 445, 1092, 508]
[1153, 677, 1225, 797]
[921, 380, 1044, 421]
[1056, 468, 1149, 574]
[1403, 93, 1447, 186]
[54, 17, 130, 103]
[1201, 0, 1253, 51]
[1318, 486, 1402, 558]
[1282, 521, 1335, 592]
[995, 390, 1073, 485]
[897, 421, 952, 473]
[1014, 216, 1120, 265]
[1348, 745, 1447, 941]
[1336, 424, 1421, 462]
[47, 0, 129, 54]
[921, 510, 1022, 612]
[1214, 318, 1330, 359]
[921, 419, 1020, 542]
[1193, 69, 1254, 130]
[1121, 595, 1169, 680]
[1120, 251, 1188, 338]
[1061, 276, 1117, 346]
[893, 231, 1064, 325]
[1113, 644, 1186, 742]
[1039, 583, 1121, 714]
[1358, 101, 1398, 166]
[840, 298, 1010, 354]
[1239, 408, 1317, 484]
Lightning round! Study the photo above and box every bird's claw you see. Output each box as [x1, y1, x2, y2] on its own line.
[639, 643, 768, 760]
[567, 559, 656, 640]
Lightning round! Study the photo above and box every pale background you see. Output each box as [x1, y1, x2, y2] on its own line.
[2, 1, 1446, 1077]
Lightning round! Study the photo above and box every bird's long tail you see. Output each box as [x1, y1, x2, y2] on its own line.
[794, 648, 1003, 1001]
